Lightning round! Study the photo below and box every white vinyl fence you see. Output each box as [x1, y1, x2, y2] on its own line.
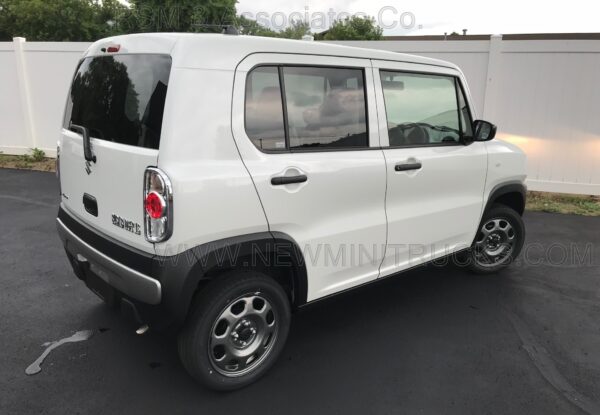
[0, 38, 89, 158]
[329, 36, 600, 195]
[1, 36, 599, 195]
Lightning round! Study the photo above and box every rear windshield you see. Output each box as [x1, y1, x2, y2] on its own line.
[63, 54, 171, 150]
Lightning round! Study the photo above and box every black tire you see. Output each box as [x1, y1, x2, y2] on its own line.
[465, 204, 525, 274]
[178, 271, 291, 391]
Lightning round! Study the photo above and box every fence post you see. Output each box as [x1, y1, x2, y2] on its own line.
[13, 37, 36, 152]
[482, 34, 503, 120]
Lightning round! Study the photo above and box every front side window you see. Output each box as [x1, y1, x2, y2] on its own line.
[380, 71, 470, 147]
[244, 65, 368, 151]
[64, 54, 171, 150]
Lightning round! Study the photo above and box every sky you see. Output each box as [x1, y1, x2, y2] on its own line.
[236, 0, 599, 36]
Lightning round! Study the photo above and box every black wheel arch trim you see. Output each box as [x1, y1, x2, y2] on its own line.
[484, 181, 527, 216]
[58, 207, 308, 329]
[161, 231, 308, 327]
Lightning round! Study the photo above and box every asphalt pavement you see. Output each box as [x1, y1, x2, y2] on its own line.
[1, 168, 599, 414]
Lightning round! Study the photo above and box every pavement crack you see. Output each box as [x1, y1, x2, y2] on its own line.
[504, 308, 600, 415]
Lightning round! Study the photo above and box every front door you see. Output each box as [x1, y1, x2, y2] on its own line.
[372, 60, 488, 277]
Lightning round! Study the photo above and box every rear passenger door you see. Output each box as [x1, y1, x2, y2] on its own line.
[372, 60, 488, 277]
[232, 54, 387, 302]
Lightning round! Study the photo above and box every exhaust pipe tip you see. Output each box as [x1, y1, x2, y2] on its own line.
[136, 324, 150, 335]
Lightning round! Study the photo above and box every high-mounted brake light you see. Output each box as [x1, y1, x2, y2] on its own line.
[143, 168, 173, 243]
[106, 45, 120, 53]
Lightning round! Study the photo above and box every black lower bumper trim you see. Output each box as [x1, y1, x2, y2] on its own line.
[58, 207, 155, 276]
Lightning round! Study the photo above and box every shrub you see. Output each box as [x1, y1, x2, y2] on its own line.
[30, 148, 46, 162]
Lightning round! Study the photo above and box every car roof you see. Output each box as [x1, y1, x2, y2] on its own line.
[86, 33, 459, 71]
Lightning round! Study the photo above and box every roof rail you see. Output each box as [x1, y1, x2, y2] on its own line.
[222, 25, 239, 35]
[192, 24, 239, 35]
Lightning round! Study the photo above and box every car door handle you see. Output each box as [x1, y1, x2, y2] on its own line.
[395, 162, 422, 172]
[271, 175, 308, 185]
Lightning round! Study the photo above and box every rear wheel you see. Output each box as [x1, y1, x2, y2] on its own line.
[178, 271, 290, 391]
[466, 204, 525, 274]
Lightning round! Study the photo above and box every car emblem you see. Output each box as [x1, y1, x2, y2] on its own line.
[111, 214, 141, 235]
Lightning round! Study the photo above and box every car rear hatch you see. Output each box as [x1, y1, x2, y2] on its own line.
[59, 36, 175, 253]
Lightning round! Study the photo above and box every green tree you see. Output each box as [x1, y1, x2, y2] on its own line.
[236, 15, 277, 37]
[0, 0, 312, 41]
[278, 20, 310, 39]
[123, 0, 237, 33]
[97, 0, 127, 35]
[0, 0, 126, 41]
[322, 15, 383, 41]
[236, 17, 310, 39]
[0, 3, 8, 40]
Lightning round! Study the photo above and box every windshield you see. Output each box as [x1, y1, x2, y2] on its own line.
[63, 54, 172, 150]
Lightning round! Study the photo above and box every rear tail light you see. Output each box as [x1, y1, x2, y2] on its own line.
[143, 167, 173, 242]
[145, 191, 165, 219]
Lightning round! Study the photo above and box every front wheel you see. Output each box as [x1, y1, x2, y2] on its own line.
[466, 204, 525, 274]
[178, 271, 291, 391]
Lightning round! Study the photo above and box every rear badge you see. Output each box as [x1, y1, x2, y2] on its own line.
[111, 214, 141, 235]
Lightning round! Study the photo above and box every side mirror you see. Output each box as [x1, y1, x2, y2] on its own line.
[473, 120, 497, 141]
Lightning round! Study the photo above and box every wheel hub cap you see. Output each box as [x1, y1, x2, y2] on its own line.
[209, 293, 277, 377]
[486, 233, 502, 250]
[231, 319, 258, 348]
[473, 218, 517, 267]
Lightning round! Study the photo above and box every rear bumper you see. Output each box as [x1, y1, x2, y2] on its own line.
[56, 206, 203, 330]
[56, 206, 291, 331]
[57, 217, 161, 305]
[55, 206, 194, 330]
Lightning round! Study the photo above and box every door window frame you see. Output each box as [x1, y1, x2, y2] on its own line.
[233, 54, 380, 163]
[455, 77, 475, 140]
[243, 63, 372, 154]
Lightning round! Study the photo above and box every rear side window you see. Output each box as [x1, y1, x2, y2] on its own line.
[244, 65, 368, 151]
[380, 71, 469, 147]
[282, 67, 367, 149]
[63, 54, 171, 150]
[245, 66, 286, 151]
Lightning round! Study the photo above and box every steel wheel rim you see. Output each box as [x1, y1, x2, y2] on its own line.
[473, 218, 516, 268]
[208, 293, 278, 377]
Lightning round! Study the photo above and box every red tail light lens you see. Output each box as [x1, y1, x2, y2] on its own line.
[107, 45, 120, 53]
[145, 191, 165, 219]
